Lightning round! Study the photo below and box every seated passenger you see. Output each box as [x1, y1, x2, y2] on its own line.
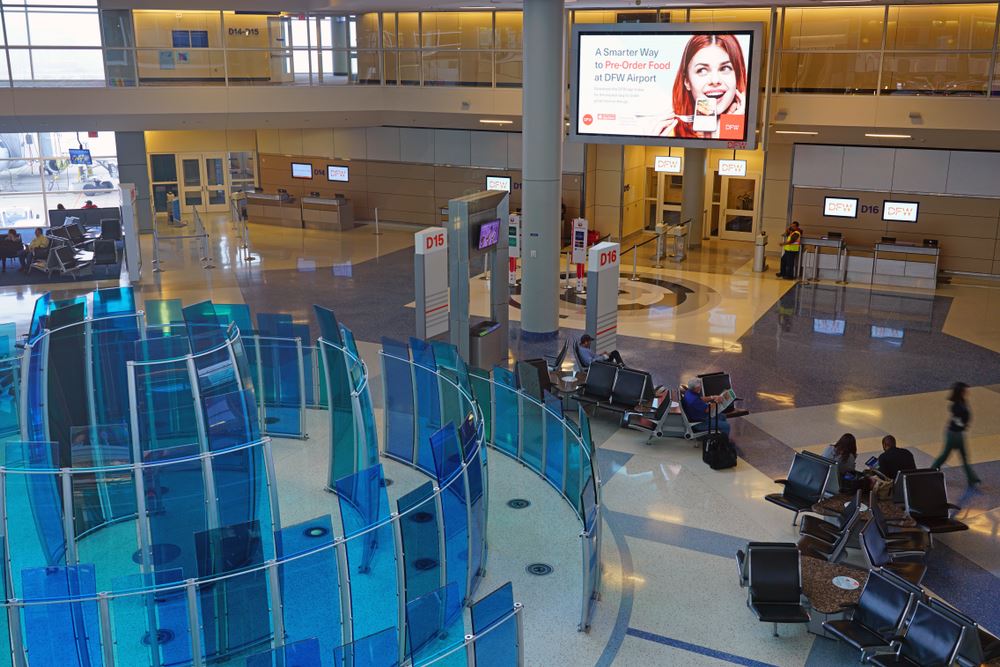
[577, 334, 625, 368]
[82, 200, 98, 209]
[877, 435, 916, 481]
[821, 433, 857, 478]
[18, 227, 49, 272]
[681, 377, 731, 436]
[1, 229, 23, 272]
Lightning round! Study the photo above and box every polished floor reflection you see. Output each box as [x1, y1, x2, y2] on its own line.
[3, 215, 1000, 666]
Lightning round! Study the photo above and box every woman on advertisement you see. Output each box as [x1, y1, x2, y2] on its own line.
[651, 34, 748, 140]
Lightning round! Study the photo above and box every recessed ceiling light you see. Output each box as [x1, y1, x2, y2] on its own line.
[865, 133, 911, 139]
[775, 130, 818, 135]
[480, 119, 513, 125]
[459, 6, 495, 9]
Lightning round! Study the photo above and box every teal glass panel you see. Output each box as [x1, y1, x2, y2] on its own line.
[24, 341, 45, 441]
[248, 638, 322, 667]
[188, 328, 240, 400]
[431, 342, 466, 430]
[335, 464, 398, 642]
[182, 299, 222, 341]
[471, 582, 518, 667]
[27, 293, 52, 343]
[381, 338, 415, 464]
[332, 627, 398, 667]
[519, 392, 543, 474]
[409, 338, 440, 476]
[564, 430, 582, 520]
[341, 326, 378, 469]
[21, 564, 102, 667]
[492, 367, 518, 457]
[133, 337, 199, 453]
[429, 425, 469, 606]
[215, 443, 274, 562]
[405, 582, 463, 665]
[459, 416, 485, 595]
[0, 337, 19, 443]
[5, 442, 65, 598]
[312, 306, 343, 346]
[276, 517, 341, 667]
[212, 303, 254, 333]
[543, 393, 565, 493]
[205, 389, 260, 451]
[143, 298, 185, 337]
[257, 314, 303, 436]
[396, 482, 440, 606]
[46, 302, 88, 462]
[92, 286, 136, 317]
[195, 519, 271, 660]
[468, 368, 492, 445]
[320, 338, 358, 486]
[110, 569, 190, 667]
[142, 442, 206, 580]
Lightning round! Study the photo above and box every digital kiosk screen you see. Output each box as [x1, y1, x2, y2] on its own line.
[291, 163, 313, 179]
[477, 219, 501, 250]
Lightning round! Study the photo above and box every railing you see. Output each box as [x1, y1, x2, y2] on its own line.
[1, 294, 523, 666]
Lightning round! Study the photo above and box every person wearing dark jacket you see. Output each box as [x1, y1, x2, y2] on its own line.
[877, 435, 915, 481]
[931, 382, 980, 488]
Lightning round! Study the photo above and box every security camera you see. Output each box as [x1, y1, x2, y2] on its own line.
[635, 0, 642, 5]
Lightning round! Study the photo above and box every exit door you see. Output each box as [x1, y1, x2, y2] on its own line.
[178, 153, 229, 214]
[718, 174, 760, 242]
[643, 168, 683, 231]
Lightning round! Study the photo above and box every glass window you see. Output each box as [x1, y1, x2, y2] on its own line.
[397, 13, 419, 49]
[886, 4, 997, 51]
[495, 12, 521, 50]
[381, 13, 397, 48]
[422, 12, 493, 49]
[356, 13, 380, 49]
[150, 154, 177, 182]
[496, 51, 521, 88]
[423, 50, 491, 86]
[572, 11, 623, 24]
[782, 7, 884, 51]
[356, 51, 381, 84]
[135, 10, 222, 49]
[881, 52, 990, 95]
[779, 51, 881, 94]
[288, 15, 311, 49]
[24, 7, 102, 46]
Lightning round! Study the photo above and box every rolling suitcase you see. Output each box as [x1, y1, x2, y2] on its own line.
[702, 403, 737, 470]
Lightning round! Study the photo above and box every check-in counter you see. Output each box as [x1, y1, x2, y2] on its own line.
[872, 242, 940, 289]
[246, 192, 302, 229]
[301, 197, 355, 231]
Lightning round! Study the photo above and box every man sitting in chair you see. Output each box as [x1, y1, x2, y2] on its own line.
[681, 377, 731, 437]
[577, 334, 625, 368]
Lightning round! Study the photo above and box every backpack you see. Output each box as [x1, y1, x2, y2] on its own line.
[701, 404, 737, 470]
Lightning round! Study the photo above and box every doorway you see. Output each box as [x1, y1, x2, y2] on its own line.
[643, 168, 683, 231]
[718, 173, 760, 242]
[178, 153, 229, 213]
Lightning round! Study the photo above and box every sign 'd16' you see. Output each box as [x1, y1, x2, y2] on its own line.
[588, 241, 620, 271]
[600, 249, 617, 266]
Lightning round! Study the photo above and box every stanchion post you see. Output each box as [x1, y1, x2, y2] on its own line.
[373, 207, 383, 236]
[629, 245, 639, 281]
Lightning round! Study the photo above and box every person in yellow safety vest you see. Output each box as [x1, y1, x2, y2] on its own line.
[776, 221, 802, 280]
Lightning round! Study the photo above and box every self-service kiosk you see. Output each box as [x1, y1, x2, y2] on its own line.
[507, 213, 520, 287]
[446, 190, 510, 367]
[572, 218, 589, 293]
[585, 241, 621, 355]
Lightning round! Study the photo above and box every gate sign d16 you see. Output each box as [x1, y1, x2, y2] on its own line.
[588, 241, 619, 272]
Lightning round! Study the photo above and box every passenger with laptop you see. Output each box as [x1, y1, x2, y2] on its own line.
[577, 334, 625, 368]
[681, 377, 731, 437]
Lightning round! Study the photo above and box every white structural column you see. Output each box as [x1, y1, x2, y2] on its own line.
[520, 0, 565, 337]
[681, 147, 706, 248]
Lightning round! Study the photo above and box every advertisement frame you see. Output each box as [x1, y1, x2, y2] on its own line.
[568, 22, 764, 150]
[881, 200, 919, 223]
[823, 196, 859, 219]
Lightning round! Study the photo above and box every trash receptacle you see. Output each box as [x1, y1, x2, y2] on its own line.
[668, 223, 688, 262]
[753, 232, 768, 272]
[470, 320, 504, 369]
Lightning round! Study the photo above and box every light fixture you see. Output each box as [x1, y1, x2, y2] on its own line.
[775, 130, 818, 135]
[865, 133, 911, 139]
[459, 6, 496, 9]
[479, 119, 514, 125]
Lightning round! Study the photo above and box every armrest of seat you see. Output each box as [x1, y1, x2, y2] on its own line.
[774, 479, 789, 486]
[945, 502, 961, 511]
[888, 550, 926, 560]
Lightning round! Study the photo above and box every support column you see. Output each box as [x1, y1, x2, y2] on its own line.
[520, 0, 565, 338]
[681, 148, 706, 249]
[115, 131, 153, 233]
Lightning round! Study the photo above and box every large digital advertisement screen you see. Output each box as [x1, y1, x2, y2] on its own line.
[570, 23, 762, 149]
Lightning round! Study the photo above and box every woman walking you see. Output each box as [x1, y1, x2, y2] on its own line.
[932, 382, 980, 488]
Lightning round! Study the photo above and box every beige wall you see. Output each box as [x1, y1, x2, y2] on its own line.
[791, 187, 1000, 275]
[584, 144, 624, 240]
[761, 143, 793, 247]
[622, 145, 646, 239]
[144, 129, 257, 153]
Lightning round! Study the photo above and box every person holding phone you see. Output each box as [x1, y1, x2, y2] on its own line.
[650, 34, 747, 139]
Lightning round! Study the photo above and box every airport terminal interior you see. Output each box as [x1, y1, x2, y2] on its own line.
[1, 1, 1000, 666]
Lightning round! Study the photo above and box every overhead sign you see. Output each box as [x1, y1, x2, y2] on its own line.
[486, 175, 511, 192]
[882, 200, 919, 223]
[718, 159, 747, 177]
[823, 196, 859, 218]
[654, 156, 682, 173]
[69, 148, 92, 165]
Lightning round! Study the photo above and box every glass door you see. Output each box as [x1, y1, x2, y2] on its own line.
[178, 153, 230, 213]
[718, 174, 759, 242]
[643, 168, 684, 230]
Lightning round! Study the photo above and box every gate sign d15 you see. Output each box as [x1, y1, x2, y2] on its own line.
[882, 201, 919, 223]
[588, 241, 619, 272]
[654, 156, 682, 174]
[823, 196, 859, 218]
[415, 227, 447, 255]
[718, 159, 747, 177]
